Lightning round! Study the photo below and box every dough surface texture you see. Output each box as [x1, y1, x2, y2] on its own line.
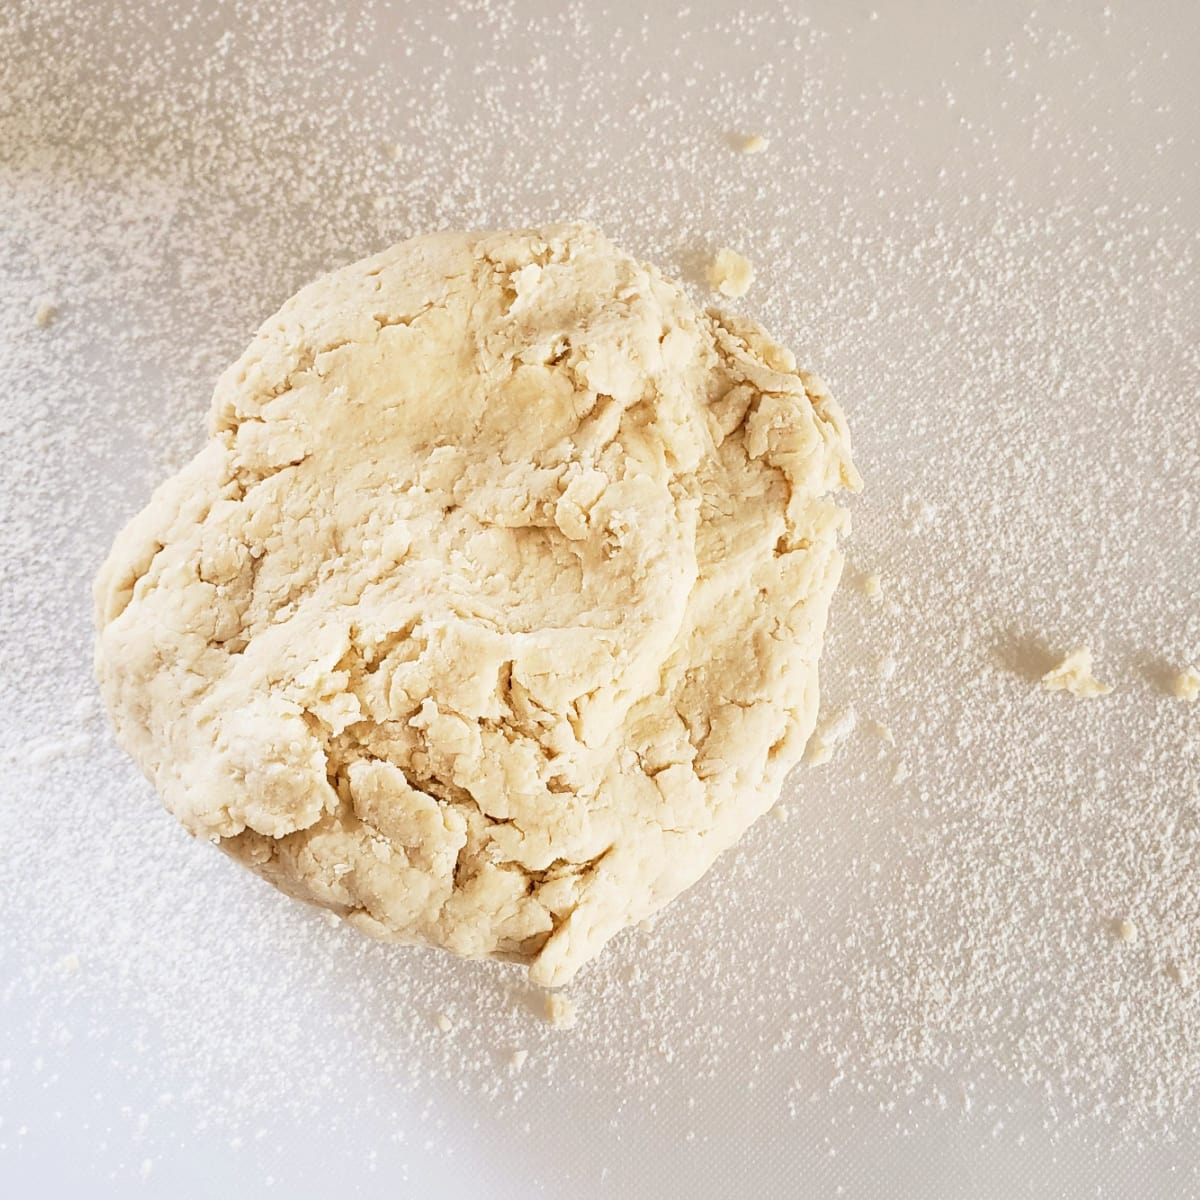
[94, 224, 858, 986]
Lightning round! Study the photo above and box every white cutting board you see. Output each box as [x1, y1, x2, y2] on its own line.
[2, 1, 1197, 1196]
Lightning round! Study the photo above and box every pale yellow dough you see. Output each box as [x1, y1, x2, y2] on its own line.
[94, 224, 859, 986]
[543, 992, 577, 1029]
[1041, 647, 1112, 698]
[1173, 668, 1199, 702]
[706, 248, 755, 298]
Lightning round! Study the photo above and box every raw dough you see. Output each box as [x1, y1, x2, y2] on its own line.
[805, 705, 858, 766]
[543, 992, 577, 1029]
[1041, 647, 1112, 697]
[706, 248, 755, 298]
[1115, 917, 1140, 944]
[94, 224, 859, 987]
[1173, 668, 1199, 702]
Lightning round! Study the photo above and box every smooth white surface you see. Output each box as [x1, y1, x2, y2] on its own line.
[2, 1, 1198, 1197]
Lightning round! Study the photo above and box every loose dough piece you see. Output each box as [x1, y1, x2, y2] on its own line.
[1041, 647, 1112, 697]
[805, 704, 858, 766]
[706, 247, 755, 298]
[869, 720, 895, 747]
[94, 224, 859, 987]
[1115, 918, 1139, 944]
[1172, 668, 1199, 701]
[543, 992, 577, 1029]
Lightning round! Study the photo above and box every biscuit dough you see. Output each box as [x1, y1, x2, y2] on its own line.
[1173, 669, 1199, 702]
[706, 248, 755, 298]
[94, 224, 859, 986]
[1041, 647, 1112, 698]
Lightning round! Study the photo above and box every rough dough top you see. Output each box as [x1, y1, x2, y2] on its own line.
[94, 224, 859, 987]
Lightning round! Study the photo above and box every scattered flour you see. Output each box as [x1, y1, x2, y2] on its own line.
[900, 494, 938, 534]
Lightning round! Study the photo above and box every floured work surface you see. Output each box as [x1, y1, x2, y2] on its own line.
[1, 2, 1197, 1197]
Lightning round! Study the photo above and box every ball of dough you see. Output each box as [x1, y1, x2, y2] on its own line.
[94, 224, 859, 986]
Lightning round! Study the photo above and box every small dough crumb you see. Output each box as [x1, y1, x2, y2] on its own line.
[806, 705, 858, 765]
[509, 1049, 529, 1070]
[1115, 918, 1139, 944]
[1172, 668, 1199, 701]
[876, 654, 898, 681]
[1041, 647, 1112, 697]
[543, 993, 577, 1029]
[706, 247, 755, 297]
[34, 300, 57, 327]
[59, 954, 80, 973]
[891, 761, 910, 784]
[435, 1011, 453, 1033]
[740, 133, 768, 154]
[1168, 961, 1190, 987]
[859, 572, 882, 599]
[869, 720, 895, 746]
[807, 742, 833, 766]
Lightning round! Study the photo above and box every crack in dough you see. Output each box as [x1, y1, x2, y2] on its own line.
[94, 223, 860, 987]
